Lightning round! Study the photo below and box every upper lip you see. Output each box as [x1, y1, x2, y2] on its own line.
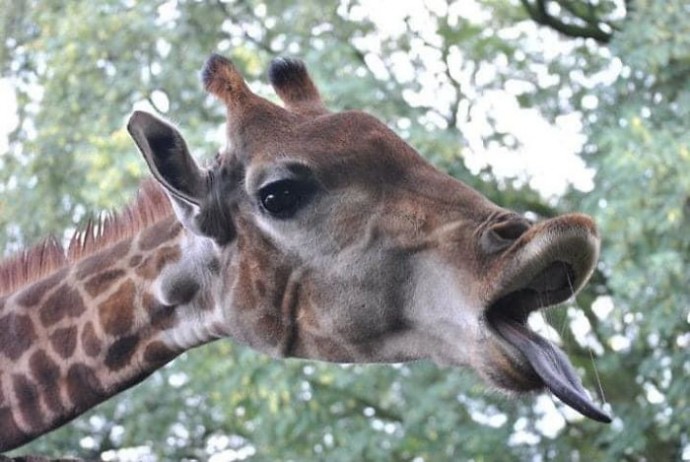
[486, 260, 576, 325]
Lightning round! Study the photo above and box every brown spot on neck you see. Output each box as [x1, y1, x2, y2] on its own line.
[0, 313, 37, 360]
[98, 280, 136, 336]
[81, 321, 102, 357]
[13, 374, 43, 429]
[50, 326, 78, 359]
[104, 334, 140, 371]
[16, 268, 68, 308]
[0, 407, 26, 450]
[66, 363, 105, 411]
[84, 268, 127, 297]
[29, 350, 63, 414]
[39, 284, 86, 327]
[75, 239, 132, 281]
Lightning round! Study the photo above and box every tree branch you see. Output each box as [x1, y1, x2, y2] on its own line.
[402, 17, 467, 131]
[519, 0, 613, 44]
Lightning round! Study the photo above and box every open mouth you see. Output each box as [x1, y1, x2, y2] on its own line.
[486, 261, 611, 423]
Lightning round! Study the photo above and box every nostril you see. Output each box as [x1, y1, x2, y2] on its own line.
[492, 219, 530, 241]
[481, 217, 531, 254]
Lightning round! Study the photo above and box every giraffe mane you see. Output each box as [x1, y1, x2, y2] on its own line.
[0, 179, 172, 296]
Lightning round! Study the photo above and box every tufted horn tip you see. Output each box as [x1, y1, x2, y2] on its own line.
[201, 53, 250, 104]
[268, 57, 307, 87]
[267, 56, 324, 113]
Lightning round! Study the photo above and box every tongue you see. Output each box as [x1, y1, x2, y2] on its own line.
[493, 318, 611, 423]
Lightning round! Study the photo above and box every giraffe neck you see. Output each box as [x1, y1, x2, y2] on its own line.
[0, 216, 226, 451]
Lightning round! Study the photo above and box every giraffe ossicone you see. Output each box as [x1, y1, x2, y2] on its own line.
[0, 53, 610, 452]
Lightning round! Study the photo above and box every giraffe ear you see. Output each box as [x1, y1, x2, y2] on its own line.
[127, 111, 222, 240]
[127, 111, 208, 206]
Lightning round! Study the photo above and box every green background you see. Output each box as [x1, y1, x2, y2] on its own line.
[1, 1, 688, 460]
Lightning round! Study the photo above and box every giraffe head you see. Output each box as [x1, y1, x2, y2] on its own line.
[128, 54, 609, 422]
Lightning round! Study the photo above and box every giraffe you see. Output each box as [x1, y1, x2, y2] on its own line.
[0, 53, 610, 452]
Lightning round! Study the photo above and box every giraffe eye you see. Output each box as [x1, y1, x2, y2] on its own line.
[259, 179, 315, 219]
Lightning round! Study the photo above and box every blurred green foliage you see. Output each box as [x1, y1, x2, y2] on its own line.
[1, 0, 688, 460]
